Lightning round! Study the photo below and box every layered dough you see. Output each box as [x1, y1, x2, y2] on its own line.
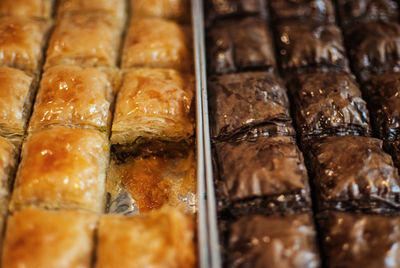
[0, 67, 35, 136]
[2, 208, 98, 268]
[57, 0, 126, 21]
[10, 127, 109, 213]
[0, 16, 50, 73]
[29, 65, 114, 132]
[121, 18, 191, 71]
[111, 68, 194, 146]
[130, 0, 189, 22]
[95, 207, 195, 267]
[45, 12, 122, 69]
[0, 0, 54, 18]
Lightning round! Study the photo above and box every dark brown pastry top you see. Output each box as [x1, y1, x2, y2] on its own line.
[207, 17, 276, 75]
[276, 22, 349, 73]
[365, 73, 400, 141]
[385, 140, 400, 169]
[289, 72, 371, 138]
[269, 0, 335, 23]
[208, 72, 293, 141]
[345, 21, 400, 82]
[227, 213, 320, 268]
[215, 136, 310, 203]
[337, 0, 398, 27]
[308, 136, 400, 211]
[319, 211, 400, 268]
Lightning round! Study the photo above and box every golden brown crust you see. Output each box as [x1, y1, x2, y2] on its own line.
[0, 67, 35, 136]
[2, 208, 98, 268]
[111, 68, 194, 145]
[0, 0, 53, 18]
[57, 0, 126, 21]
[29, 65, 114, 132]
[45, 13, 122, 69]
[10, 127, 109, 213]
[131, 0, 189, 22]
[121, 18, 192, 71]
[95, 206, 195, 268]
[0, 16, 50, 73]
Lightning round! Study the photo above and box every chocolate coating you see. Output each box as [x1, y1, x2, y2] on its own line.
[269, 0, 335, 23]
[227, 213, 320, 268]
[319, 211, 400, 268]
[289, 72, 371, 139]
[308, 136, 400, 212]
[384, 140, 400, 169]
[208, 72, 294, 141]
[276, 22, 349, 73]
[207, 17, 276, 75]
[337, 0, 398, 27]
[215, 136, 311, 216]
[345, 21, 400, 82]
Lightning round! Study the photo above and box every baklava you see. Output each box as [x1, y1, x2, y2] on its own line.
[130, 0, 190, 22]
[2, 208, 97, 268]
[45, 12, 122, 69]
[95, 206, 195, 267]
[0, 0, 54, 19]
[57, 0, 126, 21]
[121, 18, 191, 71]
[28, 65, 115, 133]
[10, 127, 109, 213]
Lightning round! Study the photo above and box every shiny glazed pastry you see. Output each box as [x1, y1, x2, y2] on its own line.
[227, 213, 320, 268]
[214, 136, 311, 216]
[2, 208, 97, 268]
[0, 16, 50, 73]
[95, 206, 195, 267]
[308, 136, 400, 212]
[28, 65, 114, 132]
[57, 0, 126, 21]
[207, 17, 276, 75]
[276, 22, 349, 73]
[121, 18, 191, 71]
[208, 72, 294, 141]
[289, 72, 371, 139]
[345, 21, 400, 82]
[319, 211, 400, 268]
[0, 0, 54, 18]
[45, 12, 122, 69]
[0, 67, 35, 136]
[131, 0, 189, 22]
[10, 127, 109, 213]
[269, 0, 335, 23]
[111, 68, 194, 147]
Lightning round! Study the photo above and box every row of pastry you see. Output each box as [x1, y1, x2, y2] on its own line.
[207, 0, 400, 267]
[0, 0, 196, 267]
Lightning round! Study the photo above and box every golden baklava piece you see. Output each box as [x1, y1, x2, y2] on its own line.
[0, 0, 54, 18]
[121, 18, 191, 71]
[95, 207, 195, 267]
[111, 68, 194, 151]
[0, 16, 50, 73]
[29, 65, 114, 132]
[0, 67, 36, 137]
[2, 208, 97, 268]
[45, 12, 122, 69]
[10, 127, 109, 213]
[130, 0, 189, 22]
[57, 0, 126, 22]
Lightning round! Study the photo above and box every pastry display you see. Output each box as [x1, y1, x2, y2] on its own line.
[130, 0, 189, 22]
[0, 0, 54, 19]
[57, 0, 126, 21]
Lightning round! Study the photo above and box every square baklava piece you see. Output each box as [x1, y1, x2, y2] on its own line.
[0, 16, 50, 73]
[28, 65, 115, 133]
[319, 211, 400, 268]
[0, 67, 36, 137]
[111, 68, 194, 154]
[308, 136, 400, 212]
[2, 208, 97, 268]
[208, 72, 294, 142]
[121, 18, 191, 71]
[10, 127, 109, 213]
[0, 0, 54, 18]
[288, 72, 371, 139]
[276, 22, 349, 73]
[131, 0, 189, 22]
[57, 0, 126, 21]
[214, 136, 311, 216]
[226, 213, 320, 268]
[95, 207, 195, 267]
[207, 17, 276, 75]
[45, 12, 122, 69]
